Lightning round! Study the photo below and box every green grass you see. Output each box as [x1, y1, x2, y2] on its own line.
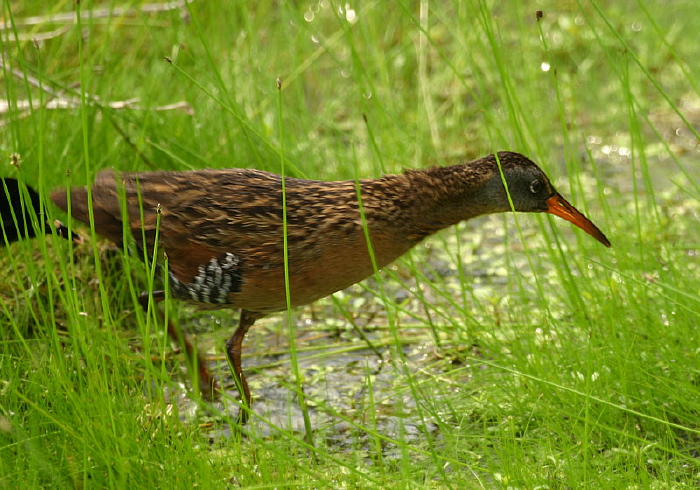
[2, 0, 700, 487]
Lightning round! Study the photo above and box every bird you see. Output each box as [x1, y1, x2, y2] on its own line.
[50, 151, 611, 424]
[1, 178, 81, 245]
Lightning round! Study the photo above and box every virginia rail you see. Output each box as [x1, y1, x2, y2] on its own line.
[1, 178, 80, 245]
[50, 151, 610, 423]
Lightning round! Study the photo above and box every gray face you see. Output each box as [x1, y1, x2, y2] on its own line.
[500, 164, 558, 213]
[438, 162, 559, 226]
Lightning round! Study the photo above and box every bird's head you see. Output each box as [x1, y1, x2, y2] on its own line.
[472, 152, 612, 247]
[50, 219, 84, 245]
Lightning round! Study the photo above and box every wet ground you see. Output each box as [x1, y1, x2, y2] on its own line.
[160, 290, 457, 445]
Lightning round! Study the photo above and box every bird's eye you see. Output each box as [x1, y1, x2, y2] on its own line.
[530, 180, 543, 194]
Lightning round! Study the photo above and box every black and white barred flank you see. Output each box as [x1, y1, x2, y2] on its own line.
[169, 252, 243, 304]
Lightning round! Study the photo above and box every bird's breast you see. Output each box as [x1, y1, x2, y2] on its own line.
[223, 227, 416, 313]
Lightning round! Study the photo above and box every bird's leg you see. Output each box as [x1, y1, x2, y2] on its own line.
[138, 290, 219, 401]
[226, 309, 263, 425]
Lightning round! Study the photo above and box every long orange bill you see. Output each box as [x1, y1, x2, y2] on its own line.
[545, 194, 611, 247]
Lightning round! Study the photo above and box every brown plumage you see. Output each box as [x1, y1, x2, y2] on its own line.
[50, 151, 610, 423]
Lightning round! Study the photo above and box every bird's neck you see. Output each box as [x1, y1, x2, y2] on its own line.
[359, 162, 496, 247]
